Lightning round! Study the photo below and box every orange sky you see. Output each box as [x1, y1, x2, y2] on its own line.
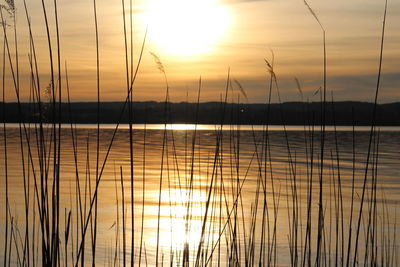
[2, 0, 399, 103]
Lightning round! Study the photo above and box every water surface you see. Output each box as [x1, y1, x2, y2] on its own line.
[0, 124, 399, 266]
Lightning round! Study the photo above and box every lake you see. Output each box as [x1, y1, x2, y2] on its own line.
[0, 124, 399, 266]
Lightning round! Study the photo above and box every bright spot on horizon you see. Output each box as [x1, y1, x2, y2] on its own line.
[144, 0, 230, 57]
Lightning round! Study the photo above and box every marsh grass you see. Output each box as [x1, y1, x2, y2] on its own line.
[0, 0, 399, 266]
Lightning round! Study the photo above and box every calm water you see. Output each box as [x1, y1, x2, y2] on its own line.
[0, 124, 399, 266]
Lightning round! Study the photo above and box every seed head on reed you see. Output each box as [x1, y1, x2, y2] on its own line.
[264, 59, 273, 74]
[303, 0, 324, 31]
[149, 51, 165, 74]
[234, 79, 248, 102]
[313, 86, 321, 96]
[264, 57, 277, 78]
[0, 0, 14, 18]
[294, 77, 304, 99]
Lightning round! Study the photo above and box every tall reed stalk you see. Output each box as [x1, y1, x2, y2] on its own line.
[353, 1, 388, 266]
[0, 0, 397, 266]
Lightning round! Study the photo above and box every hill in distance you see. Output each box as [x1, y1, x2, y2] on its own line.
[1, 101, 400, 126]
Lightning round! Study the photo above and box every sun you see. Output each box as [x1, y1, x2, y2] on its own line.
[143, 0, 230, 57]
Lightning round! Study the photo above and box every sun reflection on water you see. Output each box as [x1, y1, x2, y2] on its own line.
[144, 188, 214, 251]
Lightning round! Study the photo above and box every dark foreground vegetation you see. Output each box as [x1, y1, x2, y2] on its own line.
[1, 0, 398, 266]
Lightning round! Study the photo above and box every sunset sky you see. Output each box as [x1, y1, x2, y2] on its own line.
[4, 0, 400, 103]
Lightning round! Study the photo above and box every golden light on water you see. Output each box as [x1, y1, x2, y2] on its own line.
[167, 124, 197, 130]
[144, 188, 212, 249]
[143, 0, 230, 57]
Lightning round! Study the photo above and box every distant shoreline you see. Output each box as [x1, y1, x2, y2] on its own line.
[1, 101, 400, 126]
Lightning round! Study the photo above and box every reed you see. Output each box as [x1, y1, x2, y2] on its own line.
[2, 22, 9, 267]
[0, 0, 398, 266]
[353, 1, 388, 266]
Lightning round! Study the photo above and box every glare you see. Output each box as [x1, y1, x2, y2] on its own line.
[167, 124, 196, 130]
[144, 188, 215, 249]
[144, 0, 230, 57]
